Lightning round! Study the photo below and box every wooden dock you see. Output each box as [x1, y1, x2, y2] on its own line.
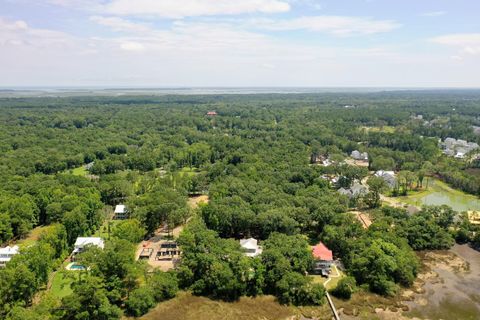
[325, 292, 340, 320]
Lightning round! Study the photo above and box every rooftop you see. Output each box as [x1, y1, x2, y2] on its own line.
[74, 237, 105, 249]
[312, 242, 333, 261]
[114, 204, 126, 214]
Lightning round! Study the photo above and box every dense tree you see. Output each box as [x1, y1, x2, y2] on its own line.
[112, 219, 146, 243]
[60, 276, 122, 320]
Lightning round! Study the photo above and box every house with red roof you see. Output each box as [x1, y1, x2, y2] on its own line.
[311, 242, 334, 276]
[206, 111, 217, 116]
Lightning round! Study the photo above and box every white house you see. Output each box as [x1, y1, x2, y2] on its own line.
[441, 137, 479, 158]
[374, 170, 397, 188]
[0, 245, 19, 267]
[338, 182, 369, 199]
[72, 237, 105, 256]
[239, 238, 263, 257]
[114, 204, 128, 219]
[351, 150, 368, 161]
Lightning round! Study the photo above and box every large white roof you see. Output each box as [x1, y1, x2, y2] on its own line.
[74, 237, 104, 248]
[240, 238, 258, 250]
[0, 245, 19, 255]
[114, 204, 126, 214]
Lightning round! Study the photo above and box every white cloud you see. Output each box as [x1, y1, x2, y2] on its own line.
[430, 33, 480, 55]
[90, 16, 151, 33]
[120, 41, 145, 51]
[420, 11, 446, 17]
[251, 16, 401, 36]
[103, 0, 290, 18]
[286, 0, 322, 10]
[0, 18, 73, 47]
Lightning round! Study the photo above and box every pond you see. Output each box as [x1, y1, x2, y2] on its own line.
[399, 179, 480, 212]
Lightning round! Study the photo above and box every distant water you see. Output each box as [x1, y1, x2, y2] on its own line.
[0, 87, 438, 97]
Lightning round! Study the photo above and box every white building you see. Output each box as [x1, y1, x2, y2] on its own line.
[351, 150, 369, 161]
[114, 204, 128, 219]
[240, 238, 263, 257]
[0, 245, 19, 267]
[441, 138, 479, 158]
[338, 182, 369, 199]
[72, 237, 105, 256]
[374, 170, 397, 188]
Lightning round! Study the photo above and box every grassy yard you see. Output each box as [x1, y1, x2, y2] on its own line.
[63, 166, 88, 176]
[178, 167, 202, 178]
[50, 271, 75, 299]
[310, 265, 345, 290]
[17, 225, 52, 249]
[93, 219, 122, 239]
[361, 126, 396, 133]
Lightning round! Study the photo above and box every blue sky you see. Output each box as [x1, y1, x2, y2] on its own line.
[1, 0, 479, 87]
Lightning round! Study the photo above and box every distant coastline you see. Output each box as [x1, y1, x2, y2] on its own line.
[1, 87, 480, 98]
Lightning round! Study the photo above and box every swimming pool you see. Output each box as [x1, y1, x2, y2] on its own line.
[66, 262, 86, 271]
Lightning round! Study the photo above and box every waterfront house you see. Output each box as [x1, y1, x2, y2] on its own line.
[312, 242, 333, 276]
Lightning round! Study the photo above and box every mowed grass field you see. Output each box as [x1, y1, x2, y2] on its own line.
[140, 292, 296, 320]
[50, 272, 75, 299]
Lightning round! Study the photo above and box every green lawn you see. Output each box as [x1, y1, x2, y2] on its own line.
[17, 225, 52, 249]
[63, 166, 88, 176]
[50, 271, 75, 299]
[361, 126, 396, 133]
[310, 265, 345, 290]
[178, 167, 201, 177]
[93, 219, 122, 239]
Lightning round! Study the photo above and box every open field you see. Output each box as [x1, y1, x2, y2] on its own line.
[50, 272, 74, 299]
[188, 194, 209, 209]
[140, 292, 297, 320]
[17, 225, 52, 249]
[361, 126, 396, 133]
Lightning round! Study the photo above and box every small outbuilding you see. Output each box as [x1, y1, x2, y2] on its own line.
[240, 238, 263, 257]
[114, 204, 128, 220]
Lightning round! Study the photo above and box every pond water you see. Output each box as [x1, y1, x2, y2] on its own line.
[405, 244, 480, 320]
[401, 179, 480, 212]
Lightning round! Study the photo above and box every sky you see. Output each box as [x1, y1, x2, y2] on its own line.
[0, 0, 479, 87]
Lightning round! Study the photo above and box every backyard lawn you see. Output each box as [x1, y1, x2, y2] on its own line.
[50, 271, 75, 299]
[310, 265, 345, 290]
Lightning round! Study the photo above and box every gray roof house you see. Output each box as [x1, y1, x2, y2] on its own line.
[374, 170, 397, 188]
[338, 182, 369, 199]
[351, 150, 369, 161]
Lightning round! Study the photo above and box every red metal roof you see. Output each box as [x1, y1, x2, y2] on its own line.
[312, 242, 333, 261]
